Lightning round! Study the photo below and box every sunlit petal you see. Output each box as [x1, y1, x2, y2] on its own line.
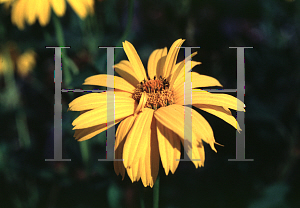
[147, 48, 168, 79]
[123, 41, 148, 82]
[83, 74, 135, 93]
[162, 39, 185, 79]
[123, 108, 154, 168]
[69, 91, 133, 111]
[140, 117, 159, 187]
[72, 99, 136, 129]
[173, 72, 223, 91]
[114, 115, 136, 180]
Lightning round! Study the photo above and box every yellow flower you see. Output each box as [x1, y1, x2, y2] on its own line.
[69, 39, 245, 187]
[0, 54, 9, 75]
[16, 50, 36, 77]
[0, 43, 36, 77]
[1, 0, 94, 30]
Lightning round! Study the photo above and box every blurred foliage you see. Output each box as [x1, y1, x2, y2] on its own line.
[0, 0, 299, 207]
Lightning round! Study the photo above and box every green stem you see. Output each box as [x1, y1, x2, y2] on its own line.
[53, 14, 65, 47]
[115, 0, 134, 60]
[53, 14, 72, 87]
[1, 51, 30, 148]
[153, 175, 160, 208]
[140, 187, 146, 208]
[80, 141, 90, 169]
[16, 110, 31, 148]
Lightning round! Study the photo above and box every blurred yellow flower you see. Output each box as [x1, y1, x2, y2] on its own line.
[16, 50, 36, 77]
[69, 39, 245, 187]
[0, 43, 36, 77]
[0, 54, 9, 75]
[1, 0, 94, 30]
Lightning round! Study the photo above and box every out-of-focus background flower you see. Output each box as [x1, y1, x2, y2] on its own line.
[0, 0, 299, 207]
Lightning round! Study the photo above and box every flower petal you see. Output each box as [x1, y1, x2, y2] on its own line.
[83, 74, 135, 93]
[37, 0, 51, 26]
[114, 115, 136, 180]
[72, 97, 136, 129]
[122, 108, 154, 168]
[126, 156, 142, 183]
[68, 91, 133, 111]
[156, 121, 181, 175]
[147, 48, 167, 80]
[154, 105, 194, 148]
[154, 105, 206, 166]
[191, 90, 245, 111]
[25, 0, 37, 25]
[86, 0, 94, 13]
[134, 91, 148, 115]
[50, 0, 66, 17]
[162, 39, 185, 79]
[73, 118, 122, 141]
[173, 72, 223, 92]
[191, 108, 217, 152]
[169, 52, 199, 89]
[122, 41, 148, 82]
[114, 60, 139, 87]
[140, 117, 159, 187]
[174, 88, 245, 111]
[195, 104, 242, 132]
[11, 0, 27, 30]
[67, 0, 87, 19]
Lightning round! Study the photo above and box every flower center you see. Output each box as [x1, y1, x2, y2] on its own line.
[132, 76, 174, 110]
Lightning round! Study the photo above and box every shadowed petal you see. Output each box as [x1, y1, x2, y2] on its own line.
[174, 89, 245, 111]
[195, 104, 242, 132]
[156, 121, 181, 175]
[147, 48, 167, 80]
[191, 90, 245, 111]
[74, 118, 122, 141]
[191, 108, 217, 152]
[114, 60, 139, 87]
[155, 105, 208, 167]
[169, 52, 199, 89]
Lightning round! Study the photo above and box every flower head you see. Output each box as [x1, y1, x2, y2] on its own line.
[69, 39, 245, 187]
[16, 50, 36, 77]
[1, 0, 94, 30]
[0, 42, 36, 77]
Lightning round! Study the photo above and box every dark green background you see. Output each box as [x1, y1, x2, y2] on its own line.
[0, 0, 299, 207]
